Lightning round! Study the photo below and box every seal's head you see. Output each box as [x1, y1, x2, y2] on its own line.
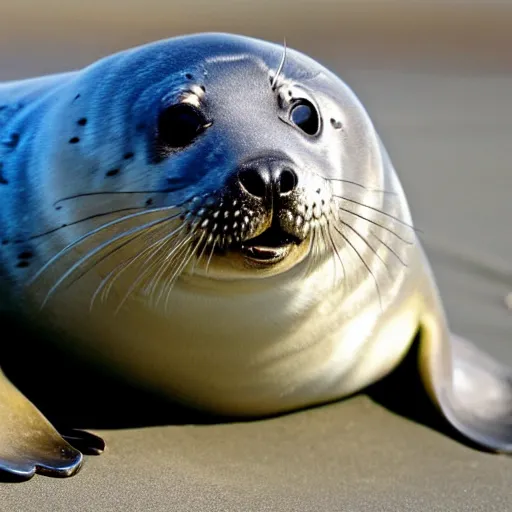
[23, 33, 412, 312]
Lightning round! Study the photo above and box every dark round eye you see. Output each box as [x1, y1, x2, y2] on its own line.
[157, 103, 209, 149]
[289, 100, 320, 136]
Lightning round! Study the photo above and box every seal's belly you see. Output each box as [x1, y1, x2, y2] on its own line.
[38, 279, 422, 416]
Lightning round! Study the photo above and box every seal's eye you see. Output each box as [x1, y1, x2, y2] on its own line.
[289, 100, 320, 136]
[157, 103, 209, 149]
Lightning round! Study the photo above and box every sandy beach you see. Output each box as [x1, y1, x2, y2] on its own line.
[1, 1, 511, 510]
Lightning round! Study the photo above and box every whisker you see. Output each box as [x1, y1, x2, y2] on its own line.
[205, 239, 217, 275]
[315, 174, 398, 194]
[24, 207, 146, 242]
[332, 194, 419, 231]
[270, 38, 287, 90]
[163, 239, 200, 313]
[85, 229, 158, 307]
[128, 230, 184, 298]
[337, 207, 413, 244]
[107, 221, 187, 297]
[29, 206, 182, 286]
[91, 222, 185, 309]
[303, 228, 318, 278]
[331, 224, 382, 310]
[145, 231, 196, 306]
[116, 229, 193, 314]
[337, 219, 391, 276]
[99, 227, 170, 305]
[36, 213, 180, 309]
[326, 222, 346, 282]
[369, 230, 408, 267]
[189, 232, 207, 275]
[53, 187, 184, 207]
[61, 216, 178, 298]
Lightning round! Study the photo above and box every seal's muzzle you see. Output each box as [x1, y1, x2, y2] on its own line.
[234, 155, 302, 265]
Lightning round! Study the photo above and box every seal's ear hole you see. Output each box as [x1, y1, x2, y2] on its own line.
[157, 103, 210, 150]
[289, 100, 320, 136]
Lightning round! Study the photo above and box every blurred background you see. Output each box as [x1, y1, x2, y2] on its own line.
[1, 0, 511, 359]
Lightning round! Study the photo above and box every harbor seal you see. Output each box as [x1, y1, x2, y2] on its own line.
[0, 32, 511, 480]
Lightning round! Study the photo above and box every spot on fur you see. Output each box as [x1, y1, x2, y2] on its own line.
[106, 169, 120, 177]
[330, 118, 342, 130]
[69, 137, 80, 144]
[2, 133, 20, 149]
[0, 163, 7, 185]
[18, 251, 33, 260]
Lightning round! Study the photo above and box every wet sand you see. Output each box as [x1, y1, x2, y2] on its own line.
[1, 1, 512, 510]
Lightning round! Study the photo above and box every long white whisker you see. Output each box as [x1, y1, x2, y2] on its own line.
[144, 232, 196, 300]
[115, 230, 193, 315]
[90, 222, 185, 310]
[189, 232, 207, 275]
[163, 240, 199, 314]
[99, 222, 186, 303]
[80, 220, 170, 305]
[98, 230, 168, 306]
[28, 206, 181, 286]
[38, 213, 179, 309]
[331, 224, 382, 310]
[326, 222, 346, 283]
[205, 239, 217, 275]
[149, 233, 196, 309]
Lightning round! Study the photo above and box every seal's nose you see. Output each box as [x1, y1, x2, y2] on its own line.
[237, 159, 298, 199]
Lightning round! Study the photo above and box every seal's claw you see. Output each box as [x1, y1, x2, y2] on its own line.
[0, 370, 84, 481]
[60, 428, 106, 456]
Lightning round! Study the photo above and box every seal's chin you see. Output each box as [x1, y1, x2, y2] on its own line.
[239, 226, 301, 266]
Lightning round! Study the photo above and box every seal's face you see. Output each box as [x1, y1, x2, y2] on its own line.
[165, 64, 338, 279]
[125, 46, 356, 281]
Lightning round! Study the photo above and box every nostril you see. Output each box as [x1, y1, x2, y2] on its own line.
[238, 168, 268, 198]
[279, 168, 298, 195]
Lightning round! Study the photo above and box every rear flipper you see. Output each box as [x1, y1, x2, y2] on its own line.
[0, 369, 104, 481]
[420, 328, 512, 453]
[415, 241, 512, 453]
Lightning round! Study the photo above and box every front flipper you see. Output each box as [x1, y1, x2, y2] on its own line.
[0, 369, 94, 481]
[418, 248, 512, 453]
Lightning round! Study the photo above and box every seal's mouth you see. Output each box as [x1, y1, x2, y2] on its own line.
[239, 224, 301, 265]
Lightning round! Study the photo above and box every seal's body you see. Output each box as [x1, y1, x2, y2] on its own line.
[0, 33, 510, 480]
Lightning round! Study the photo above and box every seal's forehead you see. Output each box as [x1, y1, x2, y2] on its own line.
[127, 32, 326, 85]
